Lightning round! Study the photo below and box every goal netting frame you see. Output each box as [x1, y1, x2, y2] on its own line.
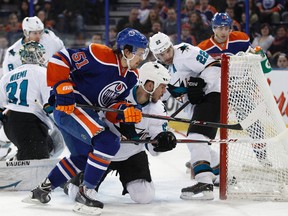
[219, 53, 288, 201]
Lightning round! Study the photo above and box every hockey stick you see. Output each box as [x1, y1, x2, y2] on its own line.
[76, 103, 243, 130]
[170, 101, 190, 118]
[120, 129, 288, 144]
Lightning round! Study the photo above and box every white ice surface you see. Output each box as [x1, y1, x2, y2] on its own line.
[1, 131, 288, 216]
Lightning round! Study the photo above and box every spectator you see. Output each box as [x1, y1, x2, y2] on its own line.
[41, 0, 56, 29]
[251, 23, 274, 53]
[181, 23, 197, 45]
[188, 11, 211, 44]
[224, 0, 245, 23]
[116, 8, 143, 32]
[147, 21, 162, 37]
[162, 8, 177, 38]
[138, 0, 151, 24]
[153, 0, 169, 23]
[275, 53, 288, 69]
[37, 10, 54, 30]
[256, 0, 285, 23]
[267, 25, 288, 60]
[18, 0, 29, 21]
[181, 0, 196, 23]
[5, 12, 22, 46]
[85, 34, 103, 47]
[225, 7, 241, 31]
[142, 8, 162, 34]
[106, 27, 117, 48]
[195, 0, 217, 26]
[239, 0, 260, 38]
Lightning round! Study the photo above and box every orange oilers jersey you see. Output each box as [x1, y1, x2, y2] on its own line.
[47, 43, 139, 108]
[197, 31, 250, 59]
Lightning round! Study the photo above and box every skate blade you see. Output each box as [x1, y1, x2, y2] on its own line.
[180, 191, 214, 200]
[73, 202, 102, 215]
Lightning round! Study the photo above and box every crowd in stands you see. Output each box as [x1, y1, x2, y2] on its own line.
[0, 0, 287, 68]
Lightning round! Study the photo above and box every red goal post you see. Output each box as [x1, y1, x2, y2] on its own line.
[219, 53, 288, 201]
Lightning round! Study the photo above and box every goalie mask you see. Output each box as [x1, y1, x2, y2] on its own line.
[138, 62, 171, 94]
[19, 41, 46, 66]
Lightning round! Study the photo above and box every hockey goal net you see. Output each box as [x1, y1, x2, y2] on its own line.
[219, 53, 288, 201]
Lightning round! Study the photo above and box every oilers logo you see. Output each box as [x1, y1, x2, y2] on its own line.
[98, 81, 127, 107]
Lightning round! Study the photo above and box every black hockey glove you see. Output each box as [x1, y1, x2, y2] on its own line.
[167, 84, 188, 98]
[187, 77, 206, 104]
[153, 131, 177, 152]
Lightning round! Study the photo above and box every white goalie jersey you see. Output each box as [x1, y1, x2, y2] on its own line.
[2, 29, 64, 75]
[0, 64, 53, 129]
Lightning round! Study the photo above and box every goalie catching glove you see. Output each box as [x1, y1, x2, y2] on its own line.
[49, 80, 75, 114]
[152, 131, 177, 152]
[187, 77, 206, 104]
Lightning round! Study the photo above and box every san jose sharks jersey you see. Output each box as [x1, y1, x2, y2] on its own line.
[164, 42, 221, 107]
[197, 31, 250, 58]
[2, 29, 64, 75]
[47, 43, 139, 108]
[0, 64, 53, 129]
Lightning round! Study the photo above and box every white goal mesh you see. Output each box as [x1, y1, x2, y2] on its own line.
[220, 53, 288, 201]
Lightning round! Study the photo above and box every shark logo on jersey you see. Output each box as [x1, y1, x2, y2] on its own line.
[98, 81, 128, 107]
[9, 49, 16, 56]
[178, 44, 189, 54]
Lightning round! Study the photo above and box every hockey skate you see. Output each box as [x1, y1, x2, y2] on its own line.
[27, 178, 52, 204]
[73, 185, 103, 215]
[180, 182, 214, 200]
[63, 172, 83, 196]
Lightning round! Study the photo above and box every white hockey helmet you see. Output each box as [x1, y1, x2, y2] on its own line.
[138, 62, 171, 94]
[22, 16, 44, 37]
[149, 32, 173, 55]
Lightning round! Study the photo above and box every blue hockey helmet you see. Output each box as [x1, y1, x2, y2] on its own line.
[211, 13, 232, 29]
[116, 28, 148, 53]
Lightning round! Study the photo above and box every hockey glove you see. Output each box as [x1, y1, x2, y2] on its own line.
[117, 104, 142, 123]
[52, 80, 75, 114]
[153, 131, 177, 152]
[167, 84, 188, 98]
[187, 77, 206, 104]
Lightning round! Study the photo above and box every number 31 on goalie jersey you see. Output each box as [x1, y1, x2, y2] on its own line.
[6, 79, 29, 107]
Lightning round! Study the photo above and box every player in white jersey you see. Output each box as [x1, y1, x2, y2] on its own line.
[2, 16, 64, 75]
[64, 62, 177, 204]
[0, 41, 62, 160]
[149, 32, 221, 200]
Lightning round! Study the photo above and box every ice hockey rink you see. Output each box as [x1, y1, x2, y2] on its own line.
[1, 130, 288, 216]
